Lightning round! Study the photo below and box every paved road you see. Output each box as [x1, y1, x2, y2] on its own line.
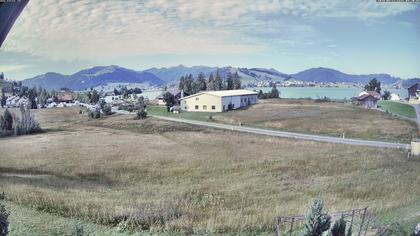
[152, 115, 410, 150]
[410, 104, 420, 126]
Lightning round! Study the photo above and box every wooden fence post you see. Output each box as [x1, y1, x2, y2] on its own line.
[275, 217, 282, 236]
[358, 208, 368, 236]
[289, 218, 294, 236]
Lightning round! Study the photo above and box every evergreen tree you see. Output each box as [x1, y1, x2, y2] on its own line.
[90, 90, 100, 104]
[226, 72, 234, 90]
[364, 78, 381, 94]
[185, 74, 194, 94]
[1, 88, 6, 108]
[303, 198, 331, 236]
[28, 87, 37, 109]
[258, 90, 264, 99]
[196, 72, 207, 91]
[191, 80, 201, 94]
[233, 72, 241, 89]
[178, 76, 185, 91]
[207, 73, 215, 91]
[10, 83, 14, 96]
[214, 69, 223, 91]
[270, 84, 280, 98]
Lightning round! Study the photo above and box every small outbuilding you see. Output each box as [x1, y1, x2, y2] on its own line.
[408, 83, 420, 104]
[180, 89, 258, 112]
[357, 91, 381, 109]
[57, 92, 74, 103]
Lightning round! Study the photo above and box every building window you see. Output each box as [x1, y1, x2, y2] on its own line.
[212, 105, 216, 110]
[185, 106, 187, 109]
[195, 97, 199, 101]
[203, 105, 207, 110]
[223, 105, 225, 111]
[195, 105, 199, 110]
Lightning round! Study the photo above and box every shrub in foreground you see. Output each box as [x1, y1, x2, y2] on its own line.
[135, 109, 147, 119]
[88, 107, 101, 119]
[303, 198, 331, 236]
[0, 106, 41, 137]
[0, 202, 9, 236]
[13, 105, 41, 135]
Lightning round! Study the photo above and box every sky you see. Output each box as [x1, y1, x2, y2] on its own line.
[0, 0, 419, 80]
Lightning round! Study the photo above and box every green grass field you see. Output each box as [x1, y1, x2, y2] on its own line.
[147, 105, 215, 121]
[378, 100, 417, 119]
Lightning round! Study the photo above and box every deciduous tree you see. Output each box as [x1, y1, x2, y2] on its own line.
[364, 78, 381, 94]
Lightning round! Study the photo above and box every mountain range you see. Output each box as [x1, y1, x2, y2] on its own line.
[22, 65, 411, 91]
[23, 65, 165, 91]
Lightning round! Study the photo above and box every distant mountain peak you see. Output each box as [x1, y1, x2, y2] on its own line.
[23, 65, 164, 91]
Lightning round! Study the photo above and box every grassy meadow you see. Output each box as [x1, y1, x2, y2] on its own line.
[209, 99, 418, 143]
[0, 107, 419, 235]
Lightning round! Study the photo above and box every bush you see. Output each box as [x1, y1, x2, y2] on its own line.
[13, 105, 41, 135]
[0, 106, 41, 137]
[1, 109, 13, 135]
[102, 104, 113, 116]
[135, 109, 147, 119]
[314, 97, 331, 103]
[88, 108, 101, 119]
[0, 202, 9, 236]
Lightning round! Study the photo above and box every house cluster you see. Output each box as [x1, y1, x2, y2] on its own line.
[103, 92, 144, 106]
[5, 96, 29, 108]
[4, 90, 76, 109]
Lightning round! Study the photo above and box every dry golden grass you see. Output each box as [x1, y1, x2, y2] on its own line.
[0, 107, 419, 234]
[212, 99, 418, 142]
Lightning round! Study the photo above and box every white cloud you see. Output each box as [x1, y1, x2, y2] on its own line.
[0, 64, 30, 73]
[3, 0, 417, 61]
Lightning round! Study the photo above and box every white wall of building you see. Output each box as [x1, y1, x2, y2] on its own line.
[181, 93, 258, 112]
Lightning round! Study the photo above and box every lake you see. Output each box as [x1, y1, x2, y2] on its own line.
[141, 87, 408, 100]
[248, 87, 408, 100]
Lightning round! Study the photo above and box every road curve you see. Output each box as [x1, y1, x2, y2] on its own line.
[152, 115, 410, 150]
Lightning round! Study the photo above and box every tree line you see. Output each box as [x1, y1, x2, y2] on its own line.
[178, 70, 241, 95]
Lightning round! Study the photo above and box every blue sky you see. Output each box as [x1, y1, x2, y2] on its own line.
[0, 0, 419, 80]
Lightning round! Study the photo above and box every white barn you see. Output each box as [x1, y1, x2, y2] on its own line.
[179, 90, 258, 112]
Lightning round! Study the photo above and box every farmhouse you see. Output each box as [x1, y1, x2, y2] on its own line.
[180, 89, 258, 112]
[408, 83, 420, 104]
[57, 91, 74, 103]
[357, 91, 381, 109]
